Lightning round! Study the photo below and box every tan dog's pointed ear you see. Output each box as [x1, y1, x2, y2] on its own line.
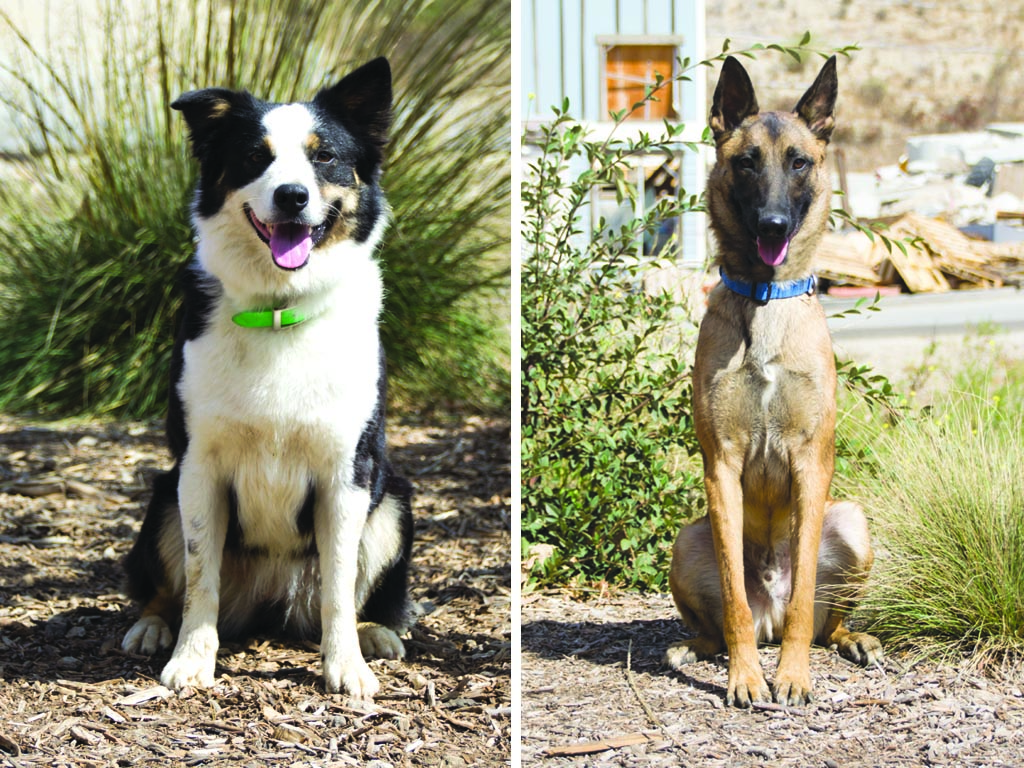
[709, 56, 759, 143]
[794, 55, 838, 142]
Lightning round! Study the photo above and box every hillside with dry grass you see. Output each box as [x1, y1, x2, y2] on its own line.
[708, 0, 1024, 171]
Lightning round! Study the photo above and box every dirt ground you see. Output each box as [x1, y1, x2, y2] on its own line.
[521, 592, 1024, 767]
[0, 415, 511, 767]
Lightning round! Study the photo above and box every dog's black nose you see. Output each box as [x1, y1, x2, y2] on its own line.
[274, 184, 309, 216]
[757, 213, 789, 239]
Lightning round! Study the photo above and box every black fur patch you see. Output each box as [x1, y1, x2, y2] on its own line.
[165, 264, 217, 461]
[172, 89, 275, 219]
[358, 473, 415, 629]
[760, 112, 784, 140]
[352, 346, 390, 505]
[123, 466, 180, 604]
[295, 481, 317, 540]
[725, 124, 817, 265]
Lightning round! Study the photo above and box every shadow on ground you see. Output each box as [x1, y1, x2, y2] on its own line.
[522, 611, 728, 697]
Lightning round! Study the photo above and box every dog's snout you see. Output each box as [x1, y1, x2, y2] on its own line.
[274, 183, 309, 216]
[757, 213, 789, 239]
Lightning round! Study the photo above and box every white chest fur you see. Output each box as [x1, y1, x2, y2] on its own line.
[178, 289, 381, 552]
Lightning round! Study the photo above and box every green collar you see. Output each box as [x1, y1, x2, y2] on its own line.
[231, 305, 310, 330]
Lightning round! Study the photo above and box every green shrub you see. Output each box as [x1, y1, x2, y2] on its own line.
[519, 101, 704, 591]
[0, 0, 510, 418]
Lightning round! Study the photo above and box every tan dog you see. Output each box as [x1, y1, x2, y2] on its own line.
[665, 55, 882, 708]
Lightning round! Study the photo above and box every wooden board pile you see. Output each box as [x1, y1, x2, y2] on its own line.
[814, 212, 1024, 292]
[977, 238, 1024, 286]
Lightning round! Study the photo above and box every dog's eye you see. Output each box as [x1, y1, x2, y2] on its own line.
[314, 150, 336, 165]
[737, 157, 756, 171]
[793, 158, 809, 171]
[249, 149, 270, 165]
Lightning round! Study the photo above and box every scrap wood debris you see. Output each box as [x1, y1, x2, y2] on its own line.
[815, 212, 1024, 293]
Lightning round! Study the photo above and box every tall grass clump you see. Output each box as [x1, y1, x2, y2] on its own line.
[0, 0, 510, 418]
[861, 383, 1024, 671]
[828, 294, 908, 485]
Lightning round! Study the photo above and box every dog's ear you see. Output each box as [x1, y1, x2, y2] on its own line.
[794, 55, 838, 143]
[314, 57, 393, 147]
[171, 88, 247, 159]
[709, 56, 759, 142]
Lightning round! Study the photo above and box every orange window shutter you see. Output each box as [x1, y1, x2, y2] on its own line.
[605, 45, 676, 120]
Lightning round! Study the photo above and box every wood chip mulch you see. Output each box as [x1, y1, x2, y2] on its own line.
[0, 414, 510, 767]
[522, 592, 1024, 767]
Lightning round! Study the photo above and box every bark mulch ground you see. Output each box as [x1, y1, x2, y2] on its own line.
[522, 592, 1024, 767]
[0, 415, 510, 767]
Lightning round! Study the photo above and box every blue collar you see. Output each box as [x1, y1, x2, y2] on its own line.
[719, 267, 817, 303]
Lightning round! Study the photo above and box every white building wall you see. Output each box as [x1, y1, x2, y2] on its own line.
[523, 0, 708, 266]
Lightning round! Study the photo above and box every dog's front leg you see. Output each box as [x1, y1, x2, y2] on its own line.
[161, 456, 227, 689]
[774, 461, 830, 706]
[316, 481, 378, 701]
[706, 461, 770, 708]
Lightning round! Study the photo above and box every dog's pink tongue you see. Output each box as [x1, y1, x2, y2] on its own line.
[757, 237, 790, 266]
[270, 223, 312, 269]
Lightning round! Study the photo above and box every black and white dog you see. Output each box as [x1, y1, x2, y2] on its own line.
[121, 58, 415, 701]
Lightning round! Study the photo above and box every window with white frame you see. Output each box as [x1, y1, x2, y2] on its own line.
[592, 153, 683, 260]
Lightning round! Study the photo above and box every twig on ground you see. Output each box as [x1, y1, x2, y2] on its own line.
[0, 732, 21, 756]
[750, 700, 808, 715]
[624, 639, 689, 755]
[544, 732, 656, 757]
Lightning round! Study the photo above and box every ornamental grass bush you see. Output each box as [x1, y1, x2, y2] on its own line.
[0, 0, 510, 417]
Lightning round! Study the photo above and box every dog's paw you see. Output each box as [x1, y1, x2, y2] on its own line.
[160, 654, 216, 690]
[727, 677, 771, 708]
[122, 615, 173, 655]
[772, 676, 813, 707]
[772, 653, 814, 707]
[664, 642, 700, 669]
[726, 658, 771, 708]
[159, 626, 219, 689]
[322, 653, 380, 702]
[664, 636, 721, 669]
[357, 622, 405, 660]
[837, 631, 884, 667]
